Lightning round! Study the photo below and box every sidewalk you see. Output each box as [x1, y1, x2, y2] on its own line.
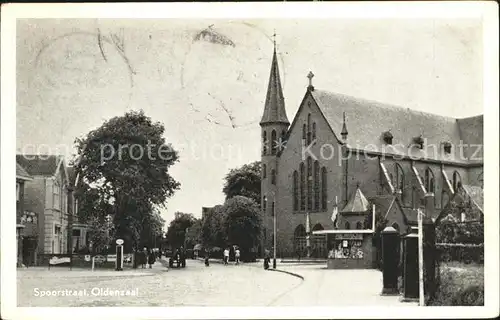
[271, 264, 418, 306]
[18, 261, 169, 278]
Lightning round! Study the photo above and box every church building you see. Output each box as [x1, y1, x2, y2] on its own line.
[259, 44, 484, 262]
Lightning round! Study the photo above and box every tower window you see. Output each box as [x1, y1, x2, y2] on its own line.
[271, 169, 276, 185]
[262, 164, 267, 179]
[263, 132, 267, 155]
[312, 123, 317, 140]
[271, 130, 277, 155]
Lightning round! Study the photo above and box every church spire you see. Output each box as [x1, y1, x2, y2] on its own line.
[341, 112, 348, 140]
[260, 33, 289, 126]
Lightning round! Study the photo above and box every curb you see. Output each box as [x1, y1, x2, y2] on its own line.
[268, 268, 304, 280]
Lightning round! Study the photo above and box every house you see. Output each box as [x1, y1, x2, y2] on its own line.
[16, 163, 33, 267]
[16, 154, 88, 265]
[259, 44, 484, 260]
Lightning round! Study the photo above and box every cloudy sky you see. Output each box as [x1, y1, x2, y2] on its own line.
[16, 18, 483, 225]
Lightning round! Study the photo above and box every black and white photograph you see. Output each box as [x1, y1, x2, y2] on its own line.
[1, 2, 498, 319]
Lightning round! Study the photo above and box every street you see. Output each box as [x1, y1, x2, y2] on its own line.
[17, 259, 413, 307]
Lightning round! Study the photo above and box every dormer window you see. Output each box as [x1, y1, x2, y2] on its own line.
[443, 141, 452, 154]
[382, 131, 393, 145]
[413, 135, 424, 149]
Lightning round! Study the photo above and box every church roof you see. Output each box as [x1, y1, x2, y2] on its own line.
[368, 195, 394, 217]
[341, 186, 370, 213]
[260, 48, 289, 125]
[310, 89, 483, 165]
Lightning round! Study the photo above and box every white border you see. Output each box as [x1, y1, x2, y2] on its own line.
[2, 2, 498, 319]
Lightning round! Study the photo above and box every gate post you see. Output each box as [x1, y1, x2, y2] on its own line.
[402, 233, 419, 302]
[423, 217, 437, 304]
[381, 226, 400, 295]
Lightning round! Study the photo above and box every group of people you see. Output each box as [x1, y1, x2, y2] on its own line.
[136, 247, 157, 269]
[223, 246, 241, 265]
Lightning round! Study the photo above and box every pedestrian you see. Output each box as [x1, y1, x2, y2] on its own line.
[204, 249, 210, 267]
[263, 249, 270, 270]
[223, 247, 230, 265]
[147, 249, 156, 268]
[141, 248, 148, 269]
[235, 247, 241, 265]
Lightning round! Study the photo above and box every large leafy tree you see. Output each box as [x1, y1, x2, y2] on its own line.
[166, 212, 196, 249]
[222, 196, 262, 253]
[222, 161, 261, 205]
[185, 218, 202, 248]
[201, 205, 227, 249]
[73, 110, 180, 251]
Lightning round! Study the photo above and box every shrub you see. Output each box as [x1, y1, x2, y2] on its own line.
[451, 285, 484, 306]
[436, 243, 484, 264]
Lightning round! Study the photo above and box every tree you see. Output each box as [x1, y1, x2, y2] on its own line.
[166, 212, 196, 249]
[73, 110, 180, 251]
[222, 196, 262, 257]
[222, 161, 261, 205]
[185, 218, 202, 248]
[86, 215, 115, 254]
[201, 205, 227, 249]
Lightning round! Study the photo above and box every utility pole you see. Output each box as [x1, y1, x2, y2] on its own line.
[67, 184, 74, 269]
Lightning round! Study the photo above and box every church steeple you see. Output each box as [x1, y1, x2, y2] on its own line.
[260, 37, 289, 126]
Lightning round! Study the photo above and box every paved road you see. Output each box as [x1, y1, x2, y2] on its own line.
[17, 259, 300, 307]
[17, 260, 414, 307]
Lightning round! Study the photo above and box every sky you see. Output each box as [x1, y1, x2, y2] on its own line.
[16, 18, 483, 226]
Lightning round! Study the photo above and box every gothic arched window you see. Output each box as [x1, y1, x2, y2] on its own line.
[356, 222, 363, 229]
[312, 122, 317, 140]
[293, 171, 299, 211]
[453, 171, 462, 193]
[321, 167, 327, 210]
[300, 163, 305, 211]
[307, 114, 312, 145]
[395, 163, 405, 202]
[314, 161, 320, 211]
[425, 168, 435, 195]
[271, 130, 277, 155]
[262, 131, 267, 155]
[302, 124, 307, 142]
[271, 169, 276, 185]
[271, 201, 275, 216]
[307, 157, 312, 210]
[262, 164, 267, 179]
[345, 221, 350, 230]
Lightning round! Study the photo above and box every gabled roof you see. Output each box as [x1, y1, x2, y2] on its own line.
[16, 163, 33, 181]
[260, 48, 289, 125]
[368, 195, 395, 218]
[341, 186, 370, 213]
[310, 89, 483, 164]
[16, 154, 62, 177]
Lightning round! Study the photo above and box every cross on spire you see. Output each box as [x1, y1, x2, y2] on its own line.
[272, 29, 277, 50]
[307, 71, 315, 91]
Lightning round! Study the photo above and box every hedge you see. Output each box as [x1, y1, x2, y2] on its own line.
[436, 243, 484, 264]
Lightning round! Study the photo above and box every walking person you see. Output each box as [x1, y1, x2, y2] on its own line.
[147, 249, 156, 268]
[223, 247, 230, 265]
[235, 247, 241, 265]
[204, 248, 210, 267]
[263, 248, 270, 270]
[141, 248, 148, 269]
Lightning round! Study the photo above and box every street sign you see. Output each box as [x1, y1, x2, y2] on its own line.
[116, 239, 124, 245]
